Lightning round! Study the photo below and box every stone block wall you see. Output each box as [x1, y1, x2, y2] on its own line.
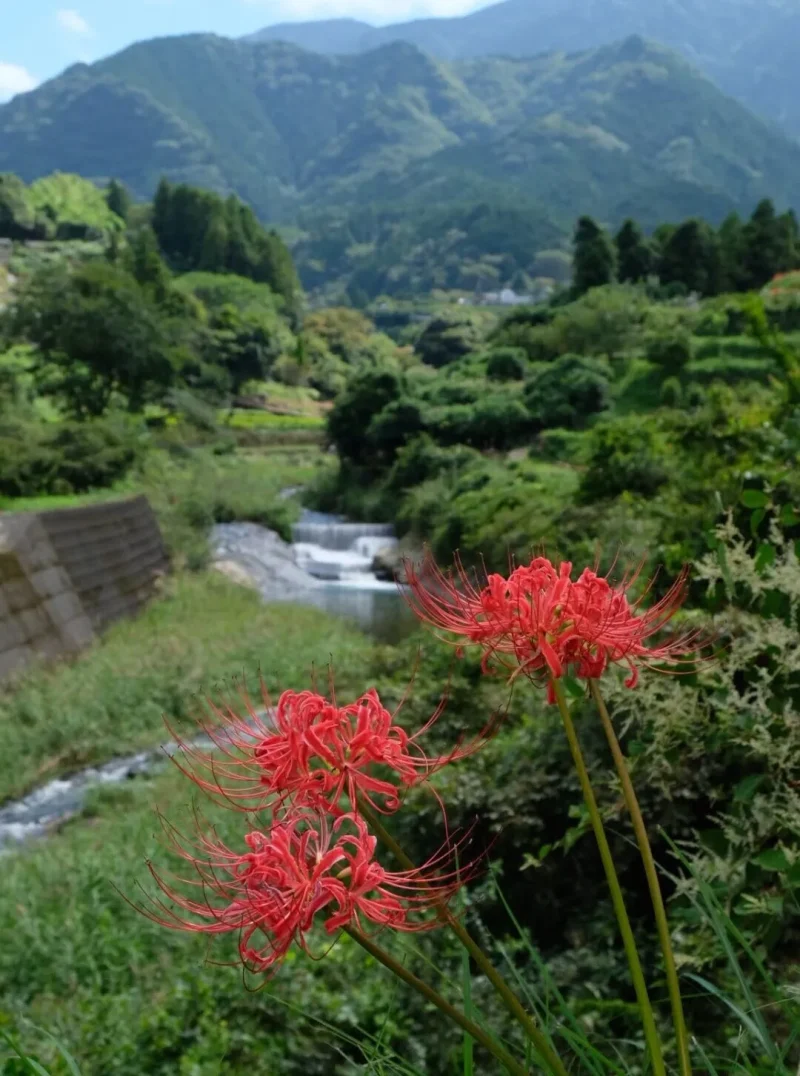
[0, 496, 168, 683]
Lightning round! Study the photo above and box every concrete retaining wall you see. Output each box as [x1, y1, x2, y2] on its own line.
[0, 496, 168, 683]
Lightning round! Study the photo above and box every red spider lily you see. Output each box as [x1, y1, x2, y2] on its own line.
[141, 809, 467, 974]
[405, 550, 706, 693]
[405, 552, 583, 681]
[168, 681, 487, 817]
[563, 564, 706, 688]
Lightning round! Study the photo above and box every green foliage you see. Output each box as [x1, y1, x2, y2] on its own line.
[659, 218, 721, 296]
[207, 303, 295, 395]
[3, 33, 800, 302]
[485, 347, 528, 382]
[7, 261, 176, 417]
[514, 286, 648, 363]
[572, 217, 616, 295]
[125, 225, 171, 302]
[742, 199, 798, 291]
[0, 173, 123, 242]
[416, 314, 488, 369]
[106, 178, 132, 222]
[579, 414, 670, 501]
[525, 354, 612, 431]
[0, 414, 143, 497]
[659, 376, 683, 407]
[615, 219, 653, 284]
[151, 179, 302, 316]
[645, 330, 694, 369]
[328, 366, 406, 467]
[0, 568, 372, 805]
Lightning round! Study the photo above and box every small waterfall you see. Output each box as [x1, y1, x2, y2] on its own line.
[291, 511, 397, 583]
[291, 521, 395, 553]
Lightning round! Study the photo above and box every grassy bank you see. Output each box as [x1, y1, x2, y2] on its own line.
[0, 571, 375, 804]
[0, 762, 436, 1076]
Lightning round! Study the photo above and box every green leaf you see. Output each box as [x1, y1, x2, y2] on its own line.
[562, 676, 584, 699]
[750, 508, 766, 536]
[780, 504, 799, 527]
[733, 774, 766, 803]
[699, 828, 729, 856]
[741, 489, 769, 509]
[754, 542, 776, 573]
[753, 848, 790, 872]
[715, 540, 734, 594]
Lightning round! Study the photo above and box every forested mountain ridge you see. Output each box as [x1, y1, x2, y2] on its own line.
[246, 0, 800, 138]
[0, 32, 798, 232]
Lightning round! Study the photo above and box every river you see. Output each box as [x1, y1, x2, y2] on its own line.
[213, 509, 418, 644]
[0, 507, 416, 853]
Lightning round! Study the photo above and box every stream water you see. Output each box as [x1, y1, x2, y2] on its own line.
[0, 507, 416, 854]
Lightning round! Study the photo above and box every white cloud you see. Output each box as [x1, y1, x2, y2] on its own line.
[242, 0, 484, 23]
[0, 62, 38, 102]
[57, 9, 93, 35]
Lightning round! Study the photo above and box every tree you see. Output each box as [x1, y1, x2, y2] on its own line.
[106, 179, 131, 223]
[741, 199, 794, 291]
[718, 213, 748, 293]
[525, 354, 611, 430]
[580, 415, 668, 501]
[207, 303, 294, 395]
[416, 314, 485, 368]
[615, 219, 653, 283]
[199, 209, 230, 273]
[0, 173, 46, 240]
[126, 226, 171, 303]
[9, 262, 175, 417]
[572, 216, 616, 295]
[151, 178, 173, 251]
[486, 347, 528, 382]
[658, 219, 721, 296]
[327, 367, 404, 467]
[149, 179, 302, 317]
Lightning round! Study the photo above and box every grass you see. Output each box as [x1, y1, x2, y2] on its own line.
[0, 758, 458, 1075]
[1, 445, 333, 569]
[0, 570, 375, 804]
[223, 410, 325, 431]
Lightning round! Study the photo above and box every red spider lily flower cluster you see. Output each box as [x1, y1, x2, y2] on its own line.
[405, 551, 704, 695]
[169, 685, 487, 816]
[146, 680, 481, 973]
[145, 810, 464, 974]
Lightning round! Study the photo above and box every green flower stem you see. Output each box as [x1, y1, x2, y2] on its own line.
[589, 679, 692, 1076]
[356, 797, 569, 1076]
[550, 678, 666, 1076]
[344, 925, 531, 1076]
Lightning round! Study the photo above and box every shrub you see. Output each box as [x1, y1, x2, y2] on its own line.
[646, 331, 694, 369]
[525, 354, 611, 431]
[485, 347, 529, 382]
[416, 314, 486, 368]
[580, 415, 669, 501]
[0, 415, 142, 497]
[660, 376, 683, 407]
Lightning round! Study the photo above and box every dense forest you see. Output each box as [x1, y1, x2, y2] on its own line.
[1, 166, 800, 1074]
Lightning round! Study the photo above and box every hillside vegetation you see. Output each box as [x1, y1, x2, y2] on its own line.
[247, 0, 800, 138]
[0, 34, 798, 249]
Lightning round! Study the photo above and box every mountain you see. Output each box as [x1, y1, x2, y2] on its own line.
[1, 32, 800, 297]
[1, 33, 798, 223]
[247, 18, 373, 54]
[246, 0, 800, 139]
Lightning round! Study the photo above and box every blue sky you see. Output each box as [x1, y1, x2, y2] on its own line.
[0, 0, 492, 101]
